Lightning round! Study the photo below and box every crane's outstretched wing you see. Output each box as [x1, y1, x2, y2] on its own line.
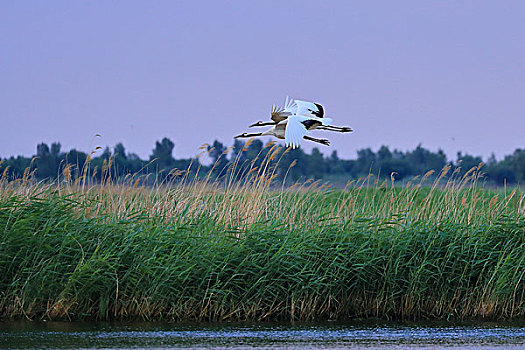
[285, 115, 309, 149]
[270, 105, 285, 122]
[283, 96, 296, 113]
[271, 96, 295, 122]
[294, 99, 320, 116]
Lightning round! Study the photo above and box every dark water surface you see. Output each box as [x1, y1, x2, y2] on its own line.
[1, 321, 525, 349]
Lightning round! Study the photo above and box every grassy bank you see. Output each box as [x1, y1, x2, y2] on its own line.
[1, 155, 525, 321]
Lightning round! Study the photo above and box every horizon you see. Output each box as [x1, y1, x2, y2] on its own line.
[2, 1, 524, 161]
[0, 137, 517, 163]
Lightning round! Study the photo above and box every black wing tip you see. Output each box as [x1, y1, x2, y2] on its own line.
[313, 103, 325, 117]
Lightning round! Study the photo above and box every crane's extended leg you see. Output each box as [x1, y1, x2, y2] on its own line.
[317, 125, 353, 132]
[304, 135, 330, 146]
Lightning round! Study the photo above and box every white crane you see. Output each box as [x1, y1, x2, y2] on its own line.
[234, 97, 352, 148]
[249, 97, 352, 134]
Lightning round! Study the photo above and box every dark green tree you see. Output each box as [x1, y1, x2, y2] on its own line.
[150, 137, 176, 170]
[327, 150, 344, 174]
[35, 143, 57, 179]
[406, 145, 447, 175]
[112, 142, 132, 175]
[309, 148, 326, 179]
[114, 143, 127, 160]
[356, 148, 376, 174]
[63, 149, 88, 179]
[455, 152, 483, 177]
[279, 147, 307, 182]
[208, 140, 229, 177]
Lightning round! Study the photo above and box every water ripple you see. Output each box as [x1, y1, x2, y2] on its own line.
[1, 322, 525, 349]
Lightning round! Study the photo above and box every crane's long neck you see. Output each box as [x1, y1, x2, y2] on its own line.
[253, 121, 277, 127]
[236, 132, 263, 138]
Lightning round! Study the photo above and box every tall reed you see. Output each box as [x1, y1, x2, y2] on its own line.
[0, 146, 524, 321]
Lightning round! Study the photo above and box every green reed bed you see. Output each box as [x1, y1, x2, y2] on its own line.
[0, 158, 525, 321]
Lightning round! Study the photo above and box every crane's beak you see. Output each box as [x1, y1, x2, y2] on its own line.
[343, 127, 353, 132]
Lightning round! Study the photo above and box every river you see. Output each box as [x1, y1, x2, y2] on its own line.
[1, 321, 525, 349]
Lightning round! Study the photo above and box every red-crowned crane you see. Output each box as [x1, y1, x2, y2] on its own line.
[249, 96, 352, 134]
[234, 97, 353, 148]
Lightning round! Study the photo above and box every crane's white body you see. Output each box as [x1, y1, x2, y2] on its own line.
[261, 121, 286, 139]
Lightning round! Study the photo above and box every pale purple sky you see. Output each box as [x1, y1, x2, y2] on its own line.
[1, 1, 524, 161]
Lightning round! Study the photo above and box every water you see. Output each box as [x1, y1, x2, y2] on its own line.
[1, 321, 525, 349]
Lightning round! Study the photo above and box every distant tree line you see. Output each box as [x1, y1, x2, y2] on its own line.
[1, 137, 524, 185]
